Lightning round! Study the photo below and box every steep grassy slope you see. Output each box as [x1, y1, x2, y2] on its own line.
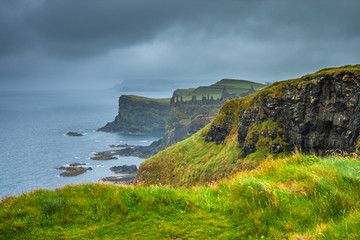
[1, 154, 360, 239]
[135, 98, 270, 186]
[136, 64, 360, 186]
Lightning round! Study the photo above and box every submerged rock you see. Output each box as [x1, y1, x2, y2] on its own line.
[69, 163, 86, 166]
[66, 132, 84, 136]
[109, 144, 137, 148]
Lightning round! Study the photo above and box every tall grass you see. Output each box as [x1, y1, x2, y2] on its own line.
[1, 153, 360, 239]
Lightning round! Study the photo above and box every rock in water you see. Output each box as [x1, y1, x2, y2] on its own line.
[99, 175, 136, 183]
[90, 151, 118, 160]
[66, 132, 84, 136]
[110, 165, 138, 174]
[56, 164, 92, 177]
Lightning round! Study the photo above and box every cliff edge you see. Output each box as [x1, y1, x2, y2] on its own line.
[136, 64, 360, 186]
[98, 95, 170, 136]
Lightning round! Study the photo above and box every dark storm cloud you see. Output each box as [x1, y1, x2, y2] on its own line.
[0, 0, 260, 57]
[0, 0, 360, 90]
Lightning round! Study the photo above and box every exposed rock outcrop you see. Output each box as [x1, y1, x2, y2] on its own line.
[112, 113, 216, 159]
[110, 165, 138, 174]
[205, 65, 360, 156]
[98, 95, 170, 136]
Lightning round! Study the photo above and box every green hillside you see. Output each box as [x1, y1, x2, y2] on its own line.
[1, 153, 360, 239]
[136, 64, 360, 186]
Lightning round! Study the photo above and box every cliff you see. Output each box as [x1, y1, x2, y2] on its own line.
[99, 79, 265, 158]
[115, 84, 264, 158]
[98, 95, 170, 136]
[136, 64, 360, 186]
[99, 79, 265, 136]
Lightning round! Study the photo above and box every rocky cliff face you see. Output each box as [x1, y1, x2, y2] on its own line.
[115, 105, 218, 159]
[206, 65, 360, 156]
[136, 65, 360, 186]
[98, 95, 170, 136]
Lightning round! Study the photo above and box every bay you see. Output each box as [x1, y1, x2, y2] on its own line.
[0, 89, 170, 198]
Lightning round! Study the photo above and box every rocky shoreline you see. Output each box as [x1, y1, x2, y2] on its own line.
[90, 141, 161, 160]
[56, 161, 138, 185]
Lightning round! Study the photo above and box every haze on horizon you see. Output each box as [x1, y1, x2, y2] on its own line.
[0, 0, 360, 91]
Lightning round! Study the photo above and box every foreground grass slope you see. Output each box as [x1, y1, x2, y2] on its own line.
[1, 153, 360, 239]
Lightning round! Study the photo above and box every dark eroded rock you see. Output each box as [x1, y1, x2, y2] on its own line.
[99, 175, 136, 183]
[110, 165, 138, 174]
[205, 68, 360, 157]
[90, 151, 118, 160]
[56, 164, 92, 177]
[69, 163, 86, 167]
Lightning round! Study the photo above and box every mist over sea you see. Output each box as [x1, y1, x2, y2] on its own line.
[0, 89, 171, 198]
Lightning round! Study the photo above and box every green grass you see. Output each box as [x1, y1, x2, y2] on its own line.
[211, 79, 265, 89]
[2, 153, 360, 239]
[173, 79, 266, 101]
[125, 95, 171, 104]
[126, 78, 266, 103]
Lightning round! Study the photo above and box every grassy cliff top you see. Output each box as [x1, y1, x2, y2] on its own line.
[211, 78, 266, 89]
[123, 78, 266, 103]
[123, 95, 171, 104]
[173, 79, 266, 100]
[1, 153, 360, 239]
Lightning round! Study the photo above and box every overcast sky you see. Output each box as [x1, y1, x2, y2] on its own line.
[1, 0, 360, 91]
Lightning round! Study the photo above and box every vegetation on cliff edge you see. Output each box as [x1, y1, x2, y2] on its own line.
[136, 64, 360, 186]
[173, 79, 266, 101]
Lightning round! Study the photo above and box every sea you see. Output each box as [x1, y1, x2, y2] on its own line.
[0, 89, 171, 198]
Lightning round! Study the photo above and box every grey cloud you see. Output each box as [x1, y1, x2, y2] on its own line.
[0, 0, 359, 90]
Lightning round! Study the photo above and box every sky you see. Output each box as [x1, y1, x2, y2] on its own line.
[0, 0, 360, 91]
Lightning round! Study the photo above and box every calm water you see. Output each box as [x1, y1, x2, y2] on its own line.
[0, 89, 169, 198]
